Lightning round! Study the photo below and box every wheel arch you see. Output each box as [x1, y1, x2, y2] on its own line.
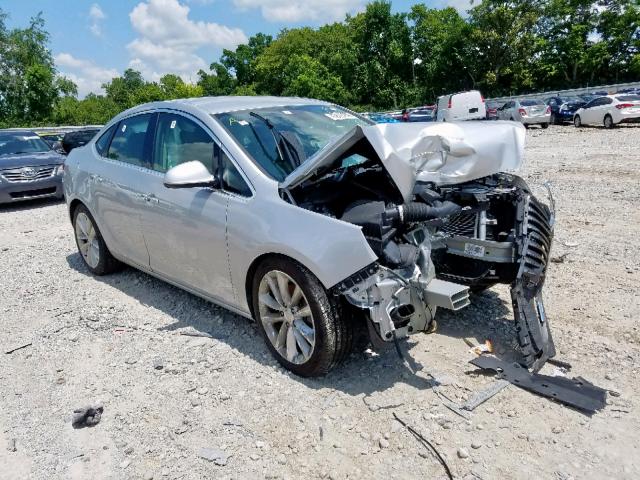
[244, 252, 320, 320]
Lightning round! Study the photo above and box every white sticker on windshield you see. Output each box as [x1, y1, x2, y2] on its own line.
[282, 110, 293, 115]
[170, 120, 177, 129]
[325, 112, 356, 121]
[121, 125, 127, 133]
[238, 120, 249, 126]
[22, 136, 40, 140]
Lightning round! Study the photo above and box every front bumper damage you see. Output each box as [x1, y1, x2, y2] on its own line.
[334, 185, 557, 371]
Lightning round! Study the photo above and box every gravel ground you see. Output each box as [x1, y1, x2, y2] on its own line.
[1, 124, 639, 480]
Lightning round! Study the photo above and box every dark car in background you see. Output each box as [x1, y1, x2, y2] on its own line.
[61, 128, 101, 155]
[545, 96, 586, 124]
[408, 106, 436, 122]
[0, 130, 65, 204]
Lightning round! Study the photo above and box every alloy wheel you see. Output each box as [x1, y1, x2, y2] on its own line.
[604, 115, 613, 129]
[75, 212, 100, 269]
[258, 270, 316, 365]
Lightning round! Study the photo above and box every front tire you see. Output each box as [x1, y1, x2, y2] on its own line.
[574, 115, 582, 127]
[73, 205, 121, 275]
[252, 256, 353, 377]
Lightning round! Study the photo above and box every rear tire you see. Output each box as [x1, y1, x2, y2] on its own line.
[604, 114, 614, 129]
[252, 256, 353, 377]
[541, 123, 549, 129]
[574, 115, 582, 127]
[73, 204, 121, 275]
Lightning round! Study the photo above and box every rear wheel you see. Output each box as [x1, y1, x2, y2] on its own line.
[603, 114, 614, 129]
[73, 205, 121, 275]
[252, 256, 353, 377]
[573, 115, 582, 127]
[541, 123, 549, 129]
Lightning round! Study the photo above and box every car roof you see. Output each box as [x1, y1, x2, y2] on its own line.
[0, 130, 39, 138]
[124, 96, 332, 117]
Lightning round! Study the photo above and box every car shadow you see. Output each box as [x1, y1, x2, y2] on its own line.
[66, 252, 515, 398]
[0, 197, 64, 212]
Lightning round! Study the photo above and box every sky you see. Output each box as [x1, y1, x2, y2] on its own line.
[2, 0, 473, 98]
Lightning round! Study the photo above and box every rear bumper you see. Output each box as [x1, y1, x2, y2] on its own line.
[522, 114, 551, 125]
[0, 175, 64, 204]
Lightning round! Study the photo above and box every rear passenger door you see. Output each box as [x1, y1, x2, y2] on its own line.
[91, 113, 155, 268]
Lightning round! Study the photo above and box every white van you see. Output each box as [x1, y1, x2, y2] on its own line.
[436, 90, 486, 121]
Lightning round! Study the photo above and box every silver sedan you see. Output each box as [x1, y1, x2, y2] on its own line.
[497, 99, 551, 128]
[65, 97, 557, 376]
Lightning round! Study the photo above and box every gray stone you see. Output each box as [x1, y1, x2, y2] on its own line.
[198, 447, 229, 466]
[152, 358, 164, 370]
[457, 447, 470, 459]
[471, 441, 482, 449]
[7, 438, 17, 452]
[379, 438, 390, 449]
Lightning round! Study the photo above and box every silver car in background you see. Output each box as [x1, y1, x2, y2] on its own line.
[64, 97, 556, 376]
[497, 99, 551, 128]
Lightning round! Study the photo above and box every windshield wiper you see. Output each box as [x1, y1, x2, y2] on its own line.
[249, 111, 305, 171]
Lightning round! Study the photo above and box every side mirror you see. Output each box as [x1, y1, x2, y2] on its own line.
[164, 161, 219, 189]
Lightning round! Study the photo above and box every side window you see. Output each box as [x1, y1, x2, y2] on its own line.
[108, 114, 153, 167]
[95, 124, 116, 157]
[152, 113, 215, 173]
[602, 97, 613, 105]
[215, 144, 252, 197]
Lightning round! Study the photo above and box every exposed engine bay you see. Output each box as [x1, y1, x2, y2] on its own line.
[281, 121, 556, 371]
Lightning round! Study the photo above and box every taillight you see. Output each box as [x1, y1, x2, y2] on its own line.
[616, 103, 635, 110]
[518, 108, 527, 116]
[545, 106, 551, 114]
[448, 97, 452, 109]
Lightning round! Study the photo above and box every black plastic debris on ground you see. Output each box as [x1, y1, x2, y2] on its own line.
[72, 405, 104, 428]
[470, 356, 607, 414]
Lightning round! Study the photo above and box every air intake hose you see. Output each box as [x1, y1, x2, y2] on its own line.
[387, 200, 461, 224]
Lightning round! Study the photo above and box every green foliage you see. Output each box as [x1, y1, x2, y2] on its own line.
[2, 1, 639, 128]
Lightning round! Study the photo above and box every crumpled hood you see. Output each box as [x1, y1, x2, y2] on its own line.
[281, 120, 525, 203]
[0, 150, 65, 169]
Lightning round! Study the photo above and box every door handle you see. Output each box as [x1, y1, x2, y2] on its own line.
[147, 194, 160, 204]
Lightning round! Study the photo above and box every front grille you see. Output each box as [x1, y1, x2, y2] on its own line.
[441, 210, 476, 237]
[1, 165, 57, 182]
[518, 195, 553, 281]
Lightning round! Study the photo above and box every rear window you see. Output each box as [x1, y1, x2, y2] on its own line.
[616, 95, 640, 102]
[520, 99, 543, 106]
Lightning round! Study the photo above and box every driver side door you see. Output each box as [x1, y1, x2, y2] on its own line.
[140, 112, 235, 305]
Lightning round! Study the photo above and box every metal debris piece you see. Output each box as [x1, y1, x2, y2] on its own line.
[72, 405, 104, 428]
[433, 388, 470, 419]
[462, 379, 510, 411]
[470, 356, 607, 413]
[5, 343, 32, 354]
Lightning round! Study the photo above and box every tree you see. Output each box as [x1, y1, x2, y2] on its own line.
[281, 54, 350, 104]
[221, 33, 272, 86]
[197, 62, 236, 96]
[348, 1, 415, 109]
[0, 10, 72, 125]
[467, 0, 544, 96]
[410, 6, 473, 99]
